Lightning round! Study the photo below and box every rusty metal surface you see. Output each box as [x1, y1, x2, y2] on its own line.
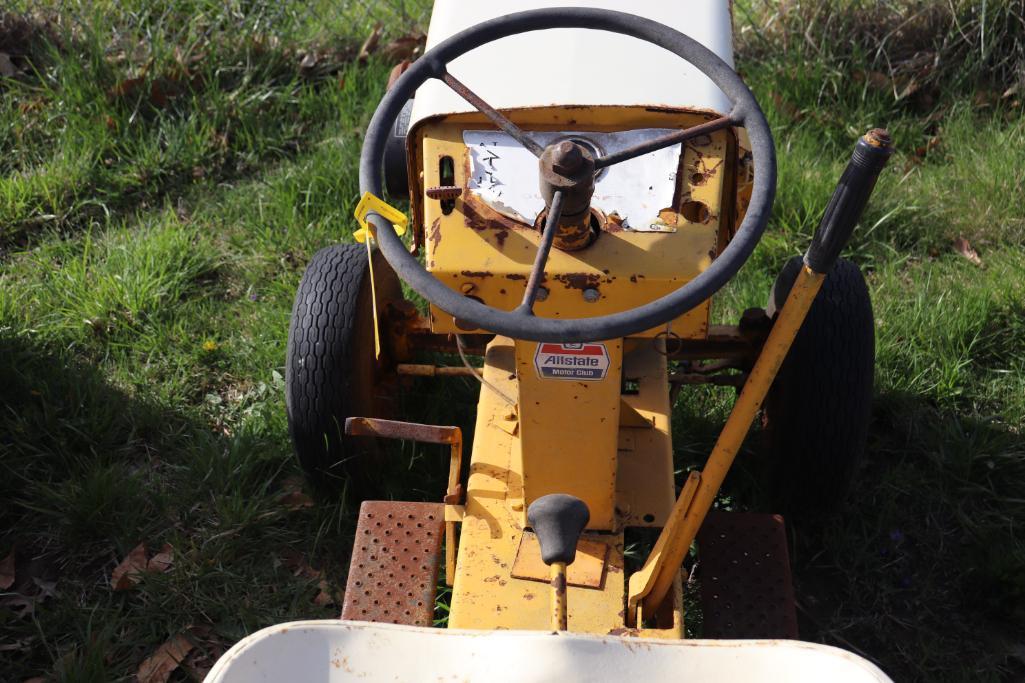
[425, 185, 463, 200]
[519, 191, 564, 311]
[395, 363, 478, 377]
[417, 109, 723, 340]
[593, 114, 736, 169]
[341, 501, 446, 626]
[345, 416, 460, 444]
[697, 511, 798, 639]
[344, 418, 464, 587]
[440, 71, 544, 157]
[511, 531, 609, 589]
[538, 141, 597, 251]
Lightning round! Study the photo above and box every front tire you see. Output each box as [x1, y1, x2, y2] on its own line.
[763, 256, 875, 516]
[285, 243, 401, 497]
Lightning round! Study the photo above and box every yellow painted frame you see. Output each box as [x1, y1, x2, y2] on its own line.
[397, 107, 826, 638]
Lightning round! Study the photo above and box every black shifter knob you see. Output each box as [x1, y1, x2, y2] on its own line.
[527, 494, 590, 565]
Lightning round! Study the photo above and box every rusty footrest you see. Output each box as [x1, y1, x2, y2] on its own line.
[696, 511, 798, 639]
[341, 501, 445, 627]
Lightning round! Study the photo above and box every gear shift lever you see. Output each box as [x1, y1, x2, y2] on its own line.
[527, 494, 590, 631]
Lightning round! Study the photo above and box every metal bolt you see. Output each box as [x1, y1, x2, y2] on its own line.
[536, 286, 549, 302]
[582, 288, 600, 303]
[551, 141, 584, 175]
[460, 282, 476, 294]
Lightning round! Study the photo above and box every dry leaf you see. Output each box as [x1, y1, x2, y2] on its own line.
[381, 32, 426, 62]
[110, 75, 145, 99]
[111, 543, 147, 590]
[1, 594, 36, 618]
[358, 24, 383, 62]
[299, 52, 318, 71]
[867, 71, 889, 89]
[137, 635, 194, 683]
[279, 476, 314, 510]
[313, 579, 338, 607]
[149, 80, 170, 108]
[0, 636, 32, 653]
[292, 557, 322, 581]
[386, 60, 410, 91]
[953, 236, 982, 266]
[147, 544, 174, 574]
[32, 578, 59, 600]
[0, 550, 14, 590]
[0, 52, 18, 78]
[913, 135, 942, 159]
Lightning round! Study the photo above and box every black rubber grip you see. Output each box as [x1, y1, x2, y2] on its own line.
[527, 494, 590, 566]
[804, 132, 893, 274]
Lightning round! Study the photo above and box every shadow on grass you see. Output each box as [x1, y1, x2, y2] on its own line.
[5, 328, 1022, 680]
[673, 386, 1025, 681]
[0, 334, 362, 679]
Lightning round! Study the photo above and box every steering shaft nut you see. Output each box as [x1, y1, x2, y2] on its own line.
[551, 140, 585, 175]
[539, 141, 595, 217]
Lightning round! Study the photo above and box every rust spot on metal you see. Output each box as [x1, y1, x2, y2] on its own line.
[341, 501, 445, 627]
[681, 200, 711, 224]
[462, 194, 528, 234]
[504, 274, 526, 281]
[551, 572, 567, 596]
[607, 627, 640, 637]
[554, 272, 603, 291]
[494, 228, 509, 249]
[426, 185, 463, 200]
[428, 217, 442, 250]
[690, 157, 723, 186]
[603, 212, 625, 233]
[460, 270, 493, 278]
[345, 417, 461, 444]
[864, 128, 892, 148]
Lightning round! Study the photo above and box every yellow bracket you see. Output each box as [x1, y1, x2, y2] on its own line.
[353, 191, 408, 244]
[352, 192, 408, 360]
[626, 471, 701, 626]
[626, 264, 827, 625]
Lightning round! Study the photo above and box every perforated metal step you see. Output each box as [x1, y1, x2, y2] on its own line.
[697, 511, 798, 639]
[341, 501, 445, 627]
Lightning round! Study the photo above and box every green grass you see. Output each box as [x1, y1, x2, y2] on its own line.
[1, 0, 1024, 680]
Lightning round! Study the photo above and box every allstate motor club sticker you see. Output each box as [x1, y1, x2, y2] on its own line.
[534, 342, 610, 381]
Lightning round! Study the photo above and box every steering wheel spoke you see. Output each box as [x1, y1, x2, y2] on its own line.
[516, 191, 564, 315]
[440, 71, 545, 157]
[593, 112, 738, 170]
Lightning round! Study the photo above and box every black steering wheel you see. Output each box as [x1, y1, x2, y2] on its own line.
[359, 7, 776, 343]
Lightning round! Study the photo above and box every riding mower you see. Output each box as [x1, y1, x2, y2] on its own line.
[206, 3, 893, 681]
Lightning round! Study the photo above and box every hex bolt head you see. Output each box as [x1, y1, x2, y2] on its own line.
[582, 288, 600, 303]
[536, 286, 550, 302]
[552, 141, 584, 175]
